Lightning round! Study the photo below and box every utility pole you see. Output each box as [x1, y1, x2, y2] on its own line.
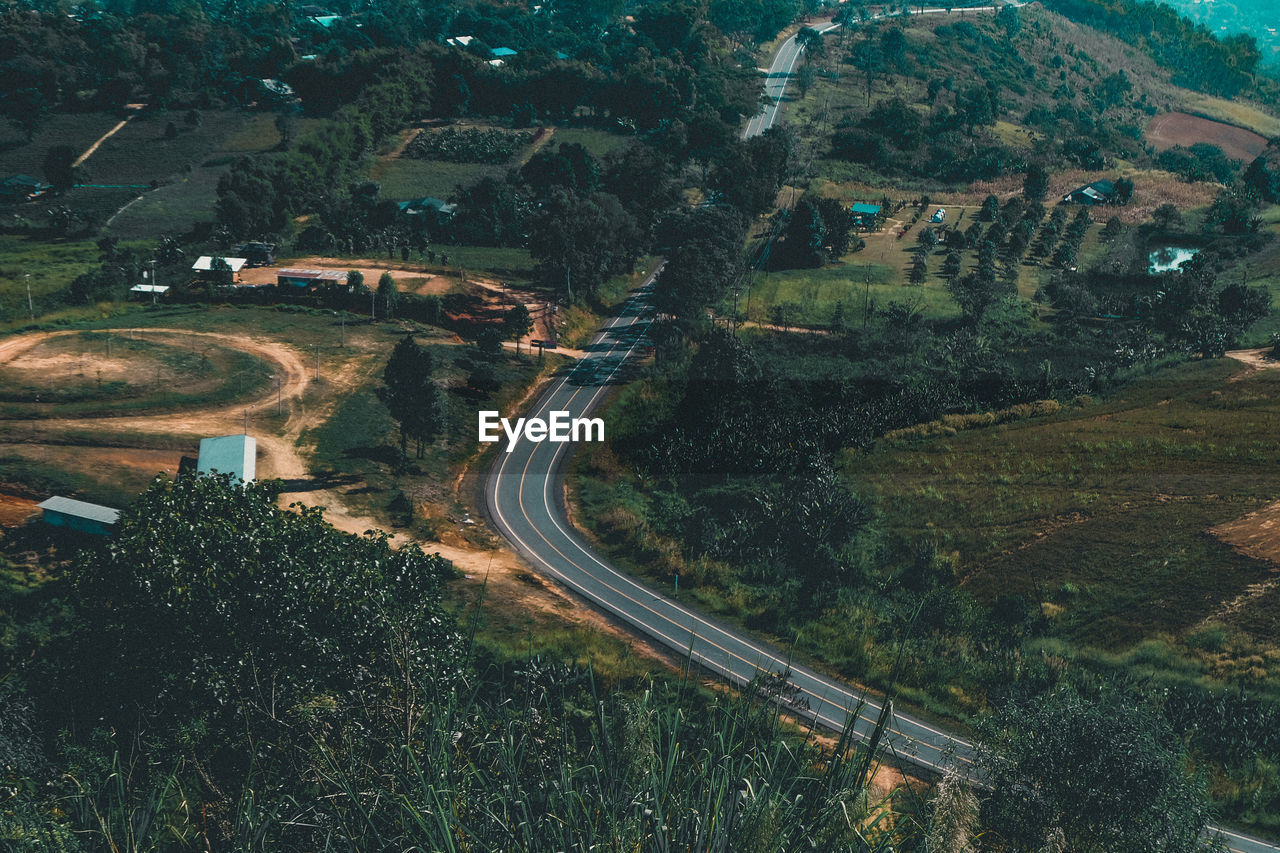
[370, 288, 376, 319]
[25, 274, 33, 321]
[149, 260, 157, 305]
[312, 345, 319, 380]
[340, 313, 345, 347]
[863, 270, 872, 327]
[243, 408, 249, 434]
[274, 374, 282, 415]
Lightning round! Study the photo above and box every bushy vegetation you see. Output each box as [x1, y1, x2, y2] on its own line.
[1043, 0, 1266, 98]
[405, 127, 536, 164]
[0, 474, 930, 852]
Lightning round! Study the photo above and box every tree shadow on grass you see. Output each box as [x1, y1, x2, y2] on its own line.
[342, 444, 403, 467]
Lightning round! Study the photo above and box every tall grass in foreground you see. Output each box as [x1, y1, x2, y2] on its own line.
[46, 660, 919, 852]
[305, 660, 917, 852]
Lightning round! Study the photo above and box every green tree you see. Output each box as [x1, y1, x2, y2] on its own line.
[504, 302, 534, 355]
[796, 26, 827, 62]
[67, 473, 458, 741]
[42, 145, 85, 194]
[996, 3, 1021, 37]
[1205, 186, 1260, 234]
[407, 381, 450, 457]
[467, 360, 500, 395]
[957, 84, 996, 133]
[978, 194, 1000, 222]
[852, 27, 884, 103]
[528, 189, 641, 300]
[378, 271, 399, 319]
[947, 270, 1002, 324]
[796, 63, 816, 98]
[419, 293, 444, 326]
[879, 28, 907, 80]
[2, 87, 50, 141]
[975, 686, 1212, 852]
[154, 235, 184, 266]
[1023, 162, 1050, 201]
[1152, 202, 1183, 231]
[1114, 176, 1135, 205]
[380, 333, 434, 457]
[476, 326, 505, 360]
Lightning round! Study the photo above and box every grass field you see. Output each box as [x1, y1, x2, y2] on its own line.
[0, 235, 157, 325]
[546, 126, 633, 158]
[0, 330, 272, 417]
[370, 123, 633, 201]
[1, 110, 285, 239]
[1181, 92, 1280, 139]
[370, 157, 509, 200]
[740, 262, 943, 327]
[848, 357, 1280, 664]
[0, 113, 122, 176]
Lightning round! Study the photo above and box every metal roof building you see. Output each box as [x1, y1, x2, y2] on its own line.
[850, 202, 882, 226]
[192, 256, 247, 273]
[1063, 180, 1116, 205]
[197, 434, 257, 482]
[38, 496, 120, 535]
[277, 268, 350, 289]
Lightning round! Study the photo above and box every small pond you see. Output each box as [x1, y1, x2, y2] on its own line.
[1148, 246, 1199, 273]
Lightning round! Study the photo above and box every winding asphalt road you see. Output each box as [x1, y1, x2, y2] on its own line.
[484, 12, 1280, 853]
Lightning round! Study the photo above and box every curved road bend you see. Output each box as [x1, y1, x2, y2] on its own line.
[485, 14, 1279, 852]
[481, 270, 1276, 853]
[485, 266, 977, 780]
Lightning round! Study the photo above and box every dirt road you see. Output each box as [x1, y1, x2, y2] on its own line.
[0, 326, 670, 662]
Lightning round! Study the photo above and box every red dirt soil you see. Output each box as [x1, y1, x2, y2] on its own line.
[1144, 112, 1269, 162]
[0, 492, 39, 528]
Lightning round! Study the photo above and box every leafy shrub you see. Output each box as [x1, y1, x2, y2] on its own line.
[405, 127, 535, 164]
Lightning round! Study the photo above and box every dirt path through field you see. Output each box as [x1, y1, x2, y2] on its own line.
[0, 326, 673, 665]
[74, 104, 146, 167]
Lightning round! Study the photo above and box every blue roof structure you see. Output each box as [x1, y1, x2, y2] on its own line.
[491, 46, 519, 57]
[850, 203, 882, 215]
[397, 197, 457, 217]
[198, 434, 257, 482]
